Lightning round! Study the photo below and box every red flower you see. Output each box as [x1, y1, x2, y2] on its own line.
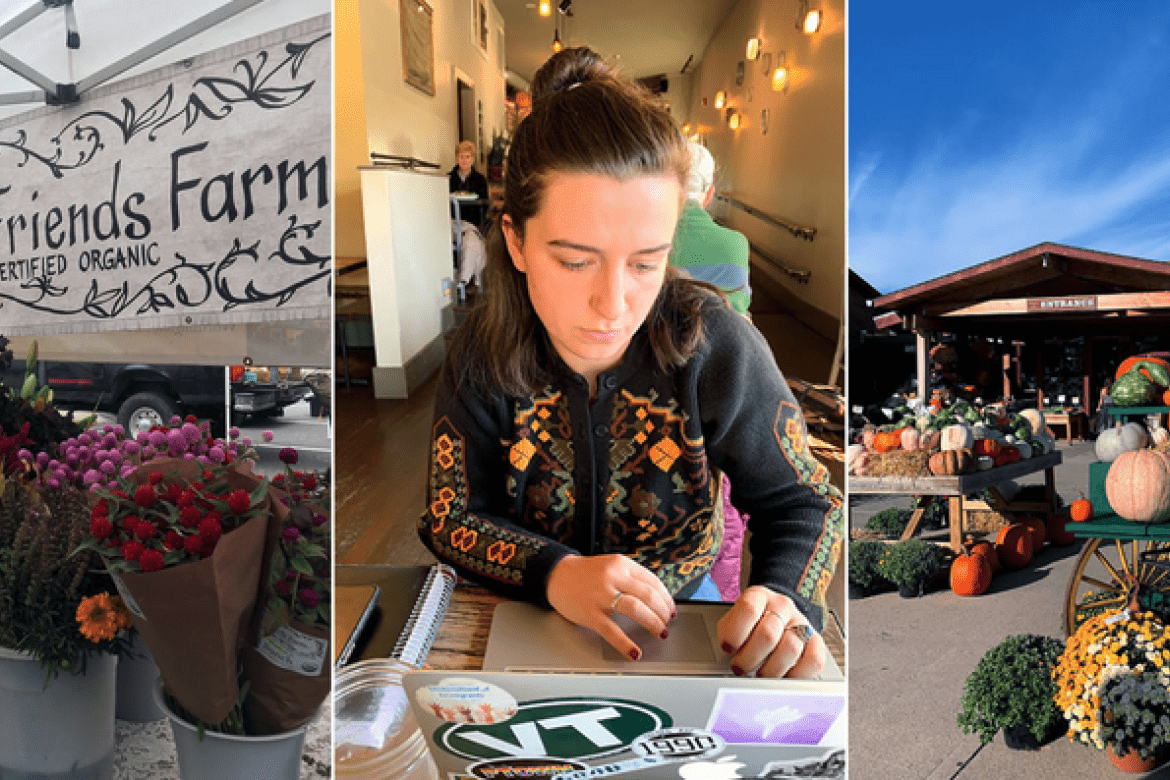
[185, 414, 197, 424]
[276, 580, 293, 596]
[272, 474, 287, 486]
[121, 515, 140, 536]
[139, 549, 165, 572]
[279, 447, 299, 465]
[227, 489, 251, 515]
[301, 474, 318, 491]
[91, 500, 109, 518]
[177, 489, 196, 508]
[90, 517, 114, 539]
[179, 505, 202, 528]
[205, 509, 224, 525]
[202, 469, 214, 482]
[162, 483, 183, 503]
[112, 489, 127, 500]
[198, 517, 222, 544]
[298, 588, 320, 608]
[134, 484, 157, 508]
[164, 530, 183, 549]
[122, 540, 145, 562]
[135, 522, 157, 541]
[182, 535, 204, 556]
[148, 471, 165, 485]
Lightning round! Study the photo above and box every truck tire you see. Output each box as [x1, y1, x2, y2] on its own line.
[118, 392, 180, 435]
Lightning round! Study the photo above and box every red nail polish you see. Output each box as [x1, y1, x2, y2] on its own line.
[721, 641, 733, 654]
[629, 648, 641, 661]
[671, 609, 678, 619]
[660, 629, 669, 640]
[731, 664, 744, 677]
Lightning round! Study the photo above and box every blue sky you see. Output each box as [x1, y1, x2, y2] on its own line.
[849, 2, 1170, 294]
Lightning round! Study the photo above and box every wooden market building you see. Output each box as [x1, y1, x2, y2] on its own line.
[869, 242, 1170, 418]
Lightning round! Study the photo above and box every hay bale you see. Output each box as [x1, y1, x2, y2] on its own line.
[866, 450, 932, 478]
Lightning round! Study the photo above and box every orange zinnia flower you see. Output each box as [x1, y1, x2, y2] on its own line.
[76, 593, 129, 642]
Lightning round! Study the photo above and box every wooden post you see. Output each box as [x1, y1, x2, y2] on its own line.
[1035, 343, 1045, 409]
[1002, 351, 1012, 400]
[1082, 338, 1093, 415]
[917, 329, 931, 404]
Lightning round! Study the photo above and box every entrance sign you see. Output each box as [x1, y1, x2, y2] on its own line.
[1026, 296, 1098, 312]
[0, 17, 330, 335]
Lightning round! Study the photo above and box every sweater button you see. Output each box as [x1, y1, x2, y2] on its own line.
[593, 424, 608, 437]
[602, 375, 617, 390]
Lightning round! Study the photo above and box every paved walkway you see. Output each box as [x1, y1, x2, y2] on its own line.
[848, 440, 1170, 779]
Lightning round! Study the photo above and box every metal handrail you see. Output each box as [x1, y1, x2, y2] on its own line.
[747, 241, 812, 285]
[369, 152, 441, 171]
[714, 194, 817, 242]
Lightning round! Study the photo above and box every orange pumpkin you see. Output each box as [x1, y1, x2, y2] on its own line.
[966, 538, 1000, 573]
[973, 439, 1002, 458]
[1069, 497, 1093, 522]
[1117, 355, 1170, 386]
[1105, 449, 1170, 523]
[873, 429, 905, 453]
[1047, 513, 1077, 546]
[928, 448, 975, 476]
[1021, 517, 1047, 551]
[950, 549, 992, 596]
[1164, 388, 1170, 406]
[995, 523, 1034, 569]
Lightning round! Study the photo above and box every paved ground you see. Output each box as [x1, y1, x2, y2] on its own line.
[848, 439, 1170, 779]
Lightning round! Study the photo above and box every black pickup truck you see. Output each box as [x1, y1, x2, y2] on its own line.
[1, 361, 316, 436]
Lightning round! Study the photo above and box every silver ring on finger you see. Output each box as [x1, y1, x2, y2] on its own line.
[608, 591, 624, 614]
[785, 622, 814, 644]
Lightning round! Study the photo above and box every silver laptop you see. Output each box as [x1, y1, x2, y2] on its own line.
[403, 602, 845, 779]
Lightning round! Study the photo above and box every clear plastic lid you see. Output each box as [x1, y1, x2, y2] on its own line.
[334, 659, 433, 777]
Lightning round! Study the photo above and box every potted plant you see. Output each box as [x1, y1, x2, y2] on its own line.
[864, 506, 911, 538]
[876, 538, 942, 597]
[0, 338, 132, 779]
[848, 539, 888, 597]
[957, 633, 1066, 749]
[1055, 607, 1170, 772]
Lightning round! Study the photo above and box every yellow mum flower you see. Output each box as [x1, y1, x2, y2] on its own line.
[76, 593, 125, 643]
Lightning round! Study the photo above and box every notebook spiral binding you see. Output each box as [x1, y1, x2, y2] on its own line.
[391, 563, 457, 667]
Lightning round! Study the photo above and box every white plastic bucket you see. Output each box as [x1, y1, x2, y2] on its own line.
[115, 632, 164, 722]
[0, 647, 116, 779]
[153, 681, 308, 780]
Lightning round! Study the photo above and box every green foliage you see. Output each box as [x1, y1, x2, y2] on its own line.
[876, 539, 942, 588]
[957, 634, 1066, 745]
[865, 507, 912, 538]
[849, 540, 888, 591]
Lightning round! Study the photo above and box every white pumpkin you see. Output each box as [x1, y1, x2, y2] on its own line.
[1096, 423, 1148, 462]
[1020, 408, 1045, 437]
[941, 423, 974, 452]
[1152, 427, 1170, 447]
[1016, 440, 1033, 459]
[971, 423, 993, 440]
[900, 428, 921, 451]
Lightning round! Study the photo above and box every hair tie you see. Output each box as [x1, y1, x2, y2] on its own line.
[567, 82, 582, 91]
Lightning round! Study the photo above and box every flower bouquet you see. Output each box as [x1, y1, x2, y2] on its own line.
[240, 451, 331, 734]
[1054, 607, 1170, 767]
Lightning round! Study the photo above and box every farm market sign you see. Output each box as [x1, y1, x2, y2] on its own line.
[1025, 296, 1098, 312]
[0, 16, 330, 335]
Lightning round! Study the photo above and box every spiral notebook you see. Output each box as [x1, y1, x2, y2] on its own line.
[334, 564, 457, 667]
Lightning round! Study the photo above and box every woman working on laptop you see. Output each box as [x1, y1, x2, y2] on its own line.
[419, 47, 843, 679]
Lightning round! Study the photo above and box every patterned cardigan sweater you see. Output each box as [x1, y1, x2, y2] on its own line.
[418, 303, 844, 629]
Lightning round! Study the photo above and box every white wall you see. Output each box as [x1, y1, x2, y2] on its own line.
[687, 0, 844, 326]
[336, 0, 508, 259]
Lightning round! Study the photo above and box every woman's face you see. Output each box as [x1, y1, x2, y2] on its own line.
[457, 151, 474, 173]
[504, 172, 681, 385]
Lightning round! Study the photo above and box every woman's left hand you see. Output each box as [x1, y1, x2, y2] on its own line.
[717, 585, 826, 679]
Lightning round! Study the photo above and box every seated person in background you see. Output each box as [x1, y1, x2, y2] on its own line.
[419, 47, 843, 679]
[669, 142, 752, 316]
[449, 140, 490, 229]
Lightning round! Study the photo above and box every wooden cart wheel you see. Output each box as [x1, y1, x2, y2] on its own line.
[1063, 537, 1170, 636]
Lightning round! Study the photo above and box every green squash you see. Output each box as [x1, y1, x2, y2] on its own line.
[1113, 369, 1156, 407]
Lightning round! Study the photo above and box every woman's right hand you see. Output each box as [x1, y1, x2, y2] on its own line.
[545, 554, 676, 661]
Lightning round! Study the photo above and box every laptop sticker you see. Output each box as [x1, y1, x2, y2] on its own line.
[759, 748, 846, 779]
[676, 755, 748, 780]
[550, 728, 726, 780]
[706, 689, 845, 746]
[416, 677, 519, 724]
[459, 757, 588, 779]
[433, 698, 672, 762]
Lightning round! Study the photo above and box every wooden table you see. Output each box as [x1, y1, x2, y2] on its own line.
[426, 583, 846, 675]
[850, 451, 1063, 552]
[1045, 411, 1086, 442]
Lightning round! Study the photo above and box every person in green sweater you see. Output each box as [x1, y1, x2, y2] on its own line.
[669, 142, 752, 315]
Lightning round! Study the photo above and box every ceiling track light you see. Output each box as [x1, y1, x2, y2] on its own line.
[746, 37, 760, 61]
[552, 28, 562, 53]
[558, 0, 573, 16]
[771, 52, 789, 92]
[539, 0, 551, 16]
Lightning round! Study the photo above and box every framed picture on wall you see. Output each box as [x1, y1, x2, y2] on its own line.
[400, 0, 436, 96]
[474, 0, 489, 58]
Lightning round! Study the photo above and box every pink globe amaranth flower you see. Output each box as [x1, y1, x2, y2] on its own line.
[166, 429, 187, 454]
[183, 453, 195, 461]
[103, 424, 115, 434]
[262, 430, 275, 443]
[228, 427, 240, 439]
[77, 432, 93, 446]
[282, 526, 302, 542]
[298, 588, 320, 608]
[16, 449, 32, 462]
[312, 514, 328, 526]
[102, 433, 117, 449]
[148, 431, 167, 449]
[123, 441, 140, 456]
[99, 460, 116, 476]
[94, 449, 108, 461]
[137, 430, 150, 444]
[142, 445, 156, 460]
[121, 464, 136, 478]
[83, 469, 100, 484]
[46, 477, 60, 489]
[35, 452, 50, 468]
[241, 438, 252, 447]
[278, 447, 299, 465]
[208, 446, 226, 463]
[113, 425, 125, 437]
[108, 450, 124, 465]
[181, 422, 202, 444]
[168, 415, 181, 427]
[47, 458, 59, 469]
[196, 455, 211, 466]
[66, 454, 80, 467]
